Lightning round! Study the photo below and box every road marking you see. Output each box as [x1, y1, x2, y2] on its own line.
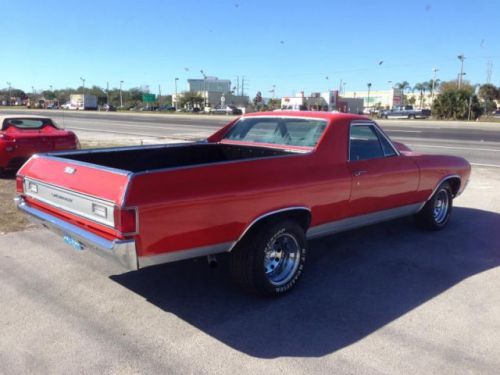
[407, 144, 500, 152]
[470, 163, 500, 168]
[386, 130, 423, 133]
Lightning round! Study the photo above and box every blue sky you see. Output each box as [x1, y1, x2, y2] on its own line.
[1, 0, 498, 96]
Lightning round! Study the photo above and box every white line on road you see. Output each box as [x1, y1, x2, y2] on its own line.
[470, 163, 500, 168]
[407, 144, 500, 152]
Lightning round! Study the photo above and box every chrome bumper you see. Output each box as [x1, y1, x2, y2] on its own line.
[15, 196, 138, 271]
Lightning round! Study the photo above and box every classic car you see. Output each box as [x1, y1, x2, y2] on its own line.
[0, 115, 80, 175]
[15, 112, 470, 296]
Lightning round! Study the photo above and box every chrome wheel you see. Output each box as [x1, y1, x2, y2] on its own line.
[433, 188, 450, 224]
[264, 233, 301, 286]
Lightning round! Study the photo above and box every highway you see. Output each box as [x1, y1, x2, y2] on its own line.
[2, 109, 500, 167]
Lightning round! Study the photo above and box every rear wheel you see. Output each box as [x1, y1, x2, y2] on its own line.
[229, 220, 307, 297]
[415, 182, 453, 230]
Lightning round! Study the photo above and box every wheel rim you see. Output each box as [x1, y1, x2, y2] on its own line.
[264, 233, 301, 286]
[433, 189, 450, 224]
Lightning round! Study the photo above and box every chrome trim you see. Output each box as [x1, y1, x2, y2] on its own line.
[15, 197, 138, 271]
[228, 206, 311, 252]
[138, 242, 232, 268]
[24, 177, 116, 227]
[426, 174, 461, 201]
[307, 203, 423, 239]
[39, 154, 132, 176]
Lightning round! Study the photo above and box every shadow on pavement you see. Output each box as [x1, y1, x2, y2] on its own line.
[111, 207, 500, 358]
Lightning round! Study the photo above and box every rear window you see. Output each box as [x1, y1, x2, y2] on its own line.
[223, 117, 327, 147]
[2, 118, 56, 130]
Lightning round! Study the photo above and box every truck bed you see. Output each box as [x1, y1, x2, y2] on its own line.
[56, 143, 292, 173]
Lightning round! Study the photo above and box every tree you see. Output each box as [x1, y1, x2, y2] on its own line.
[432, 89, 482, 120]
[478, 84, 499, 114]
[414, 82, 431, 108]
[179, 91, 204, 108]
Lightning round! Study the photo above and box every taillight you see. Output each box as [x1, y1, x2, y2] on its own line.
[0, 133, 11, 141]
[16, 176, 24, 193]
[114, 207, 137, 234]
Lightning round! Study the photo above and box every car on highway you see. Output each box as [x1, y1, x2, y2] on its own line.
[210, 105, 243, 115]
[0, 115, 79, 175]
[15, 112, 470, 296]
[380, 106, 431, 119]
[102, 104, 116, 112]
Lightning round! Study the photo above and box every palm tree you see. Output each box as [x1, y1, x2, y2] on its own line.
[395, 81, 412, 106]
[414, 82, 431, 109]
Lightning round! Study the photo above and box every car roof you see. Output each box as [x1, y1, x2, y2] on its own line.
[241, 111, 368, 122]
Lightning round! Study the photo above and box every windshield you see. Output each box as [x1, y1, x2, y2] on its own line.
[222, 117, 327, 147]
[2, 118, 56, 130]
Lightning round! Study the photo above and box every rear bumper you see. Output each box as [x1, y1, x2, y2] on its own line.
[15, 196, 138, 271]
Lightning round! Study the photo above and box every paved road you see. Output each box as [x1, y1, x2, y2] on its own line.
[1, 166, 499, 374]
[2, 109, 500, 167]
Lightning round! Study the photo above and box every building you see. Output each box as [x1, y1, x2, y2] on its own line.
[187, 77, 231, 94]
[280, 91, 363, 114]
[342, 88, 403, 109]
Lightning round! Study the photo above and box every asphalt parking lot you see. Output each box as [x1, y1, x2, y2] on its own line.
[1, 165, 499, 374]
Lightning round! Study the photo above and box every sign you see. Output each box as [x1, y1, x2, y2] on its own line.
[142, 93, 156, 103]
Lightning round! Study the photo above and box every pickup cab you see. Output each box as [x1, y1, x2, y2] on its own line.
[15, 112, 470, 296]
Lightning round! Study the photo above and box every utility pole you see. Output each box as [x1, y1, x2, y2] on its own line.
[80, 77, 86, 94]
[158, 84, 161, 106]
[106, 82, 109, 104]
[457, 54, 465, 89]
[367, 83, 372, 112]
[174, 77, 179, 110]
[241, 76, 248, 97]
[431, 67, 439, 105]
[486, 61, 493, 84]
[6, 81, 11, 106]
[119, 80, 124, 108]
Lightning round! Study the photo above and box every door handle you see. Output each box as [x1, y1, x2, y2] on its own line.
[353, 170, 367, 177]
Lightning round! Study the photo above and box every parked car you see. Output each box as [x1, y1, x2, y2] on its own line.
[0, 115, 79, 175]
[380, 106, 431, 119]
[102, 104, 116, 112]
[46, 103, 59, 109]
[211, 105, 242, 115]
[15, 112, 470, 296]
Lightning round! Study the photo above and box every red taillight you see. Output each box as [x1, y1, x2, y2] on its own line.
[16, 176, 24, 193]
[114, 207, 137, 234]
[0, 133, 12, 141]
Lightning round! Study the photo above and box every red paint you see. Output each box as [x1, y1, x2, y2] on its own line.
[0, 119, 79, 171]
[17, 112, 471, 260]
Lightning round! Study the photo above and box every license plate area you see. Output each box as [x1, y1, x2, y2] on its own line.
[63, 233, 85, 251]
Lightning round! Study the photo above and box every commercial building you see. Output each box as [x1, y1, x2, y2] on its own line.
[188, 77, 231, 94]
[342, 88, 404, 109]
[280, 91, 364, 114]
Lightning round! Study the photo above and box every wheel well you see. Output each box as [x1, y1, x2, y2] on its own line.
[445, 177, 461, 197]
[232, 208, 311, 250]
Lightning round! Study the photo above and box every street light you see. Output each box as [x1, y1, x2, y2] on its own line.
[6, 81, 11, 106]
[174, 77, 179, 110]
[457, 54, 465, 89]
[119, 80, 124, 108]
[200, 69, 207, 107]
[80, 77, 86, 93]
[367, 83, 372, 112]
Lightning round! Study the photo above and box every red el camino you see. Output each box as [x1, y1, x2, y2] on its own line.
[15, 112, 470, 296]
[0, 115, 79, 175]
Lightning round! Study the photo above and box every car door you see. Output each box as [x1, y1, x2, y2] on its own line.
[347, 121, 419, 216]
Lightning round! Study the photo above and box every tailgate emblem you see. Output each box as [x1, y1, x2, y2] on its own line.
[64, 166, 76, 174]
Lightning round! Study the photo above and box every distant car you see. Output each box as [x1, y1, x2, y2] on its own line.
[0, 116, 79, 175]
[46, 103, 59, 109]
[102, 104, 116, 112]
[157, 105, 176, 111]
[380, 106, 431, 119]
[491, 110, 500, 118]
[211, 105, 242, 115]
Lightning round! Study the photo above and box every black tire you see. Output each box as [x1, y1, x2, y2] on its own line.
[415, 182, 453, 230]
[408, 114, 416, 119]
[229, 220, 307, 297]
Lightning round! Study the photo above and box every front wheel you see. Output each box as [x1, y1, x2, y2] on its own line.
[229, 220, 307, 296]
[415, 182, 453, 230]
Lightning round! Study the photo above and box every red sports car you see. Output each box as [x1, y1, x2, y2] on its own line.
[0, 115, 79, 175]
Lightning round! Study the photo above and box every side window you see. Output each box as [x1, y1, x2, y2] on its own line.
[374, 128, 398, 157]
[349, 125, 384, 161]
